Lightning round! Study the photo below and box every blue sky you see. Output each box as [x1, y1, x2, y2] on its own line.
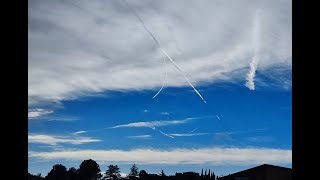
[28, 0, 291, 177]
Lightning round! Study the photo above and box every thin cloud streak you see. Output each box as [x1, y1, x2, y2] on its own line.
[169, 133, 210, 137]
[28, 134, 101, 145]
[73, 131, 87, 135]
[28, 108, 54, 119]
[158, 130, 175, 139]
[127, 135, 152, 139]
[110, 117, 195, 129]
[29, 147, 292, 165]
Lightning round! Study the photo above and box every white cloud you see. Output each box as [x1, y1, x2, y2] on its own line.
[28, 147, 292, 165]
[73, 131, 87, 135]
[28, 108, 53, 118]
[110, 117, 195, 129]
[46, 116, 80, 122]
[120, 173, 128, 178]
[28, 134, 101, 145]
[245, 10, 261, 90]
[28, 0, 291, 108]
[245, 59, 258, 90]
[246, 136, 274, 142]
[160, 112, 170, 116]
[169, 133, 210, 137]
[143, 109, 149, 113]
[127, 135, 152, 139]
[100, 172, 128, 178]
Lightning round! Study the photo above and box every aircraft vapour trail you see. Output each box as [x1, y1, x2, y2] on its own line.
[152, 58, 168, 99]
[160, 49, 207, 104]
[158, 130, 175, 139]
[122, 0, 207, 104]
[216, 115, 221, 121]
[189, 128, 198, 133]
[245, 10, 261, 90]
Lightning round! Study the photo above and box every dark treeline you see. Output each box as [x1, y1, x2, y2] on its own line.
[28, 159, 219, 180]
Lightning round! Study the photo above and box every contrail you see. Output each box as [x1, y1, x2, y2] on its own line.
[158, 130, 175, 139]
[160, 49, 207, 104]
[216, 115, 221, 121]
[152, 58, 168, 99]
[189, 128, 198, 133]
[122, 0, 207, 104]
[245, 10, 261, 90]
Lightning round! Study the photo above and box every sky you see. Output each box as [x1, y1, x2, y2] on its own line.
[28, 0, 292, 177]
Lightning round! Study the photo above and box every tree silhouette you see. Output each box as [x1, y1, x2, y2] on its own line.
[105, 165, 121, 180]
[201, 169, 203, 179]
[211, 172, 215, 180]
[45, 164, 68, 180]
[160, 170, 166, 176]
[129, 164, 139, 177]
[138, 170, 147, 179]
[28, 173, 44, 180]
[78, 159, 101, 180]
[67, 167, 78, 180]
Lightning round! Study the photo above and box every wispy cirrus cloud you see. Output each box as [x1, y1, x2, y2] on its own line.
[169, 133, 210, 137]
[110, 117, 195, 129]
[28, 108, 53, 119]
[45, 116, 80, 122]
[73, 131, 87, 135]
[28, 108, 79, 121]
[127, 135, 152, 139]
[160, 112, 170, 115]
[29, 147, 291, 165]
[28, 0, 291, 108]
[28, 134, 101, 145]
[246, 136, 274, 142]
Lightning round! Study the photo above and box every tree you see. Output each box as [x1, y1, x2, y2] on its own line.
[138, 170, 147, 179]
[105, 165, 121, 180]
[201, 169, 203, 179]
[67, 167, 78, 180]
[28, 173, 44, 180]
[208, 169, 211, 179]
[128, 164, 139, 177]
[45, 164, 68, 180]
[160, 170, 166, 176]
[78, 159, 102, 180]
[211, 172, 215, 180]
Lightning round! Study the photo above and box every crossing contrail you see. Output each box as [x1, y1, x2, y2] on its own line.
[216, 115, 221, 121]
[158, 130, 175, 139]
[152, 58, 168, 99]
[122, 0, 207, 104]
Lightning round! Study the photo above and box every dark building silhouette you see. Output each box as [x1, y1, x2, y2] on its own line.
[217, 164, 291, 180]
[173, 172, 201, 180]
